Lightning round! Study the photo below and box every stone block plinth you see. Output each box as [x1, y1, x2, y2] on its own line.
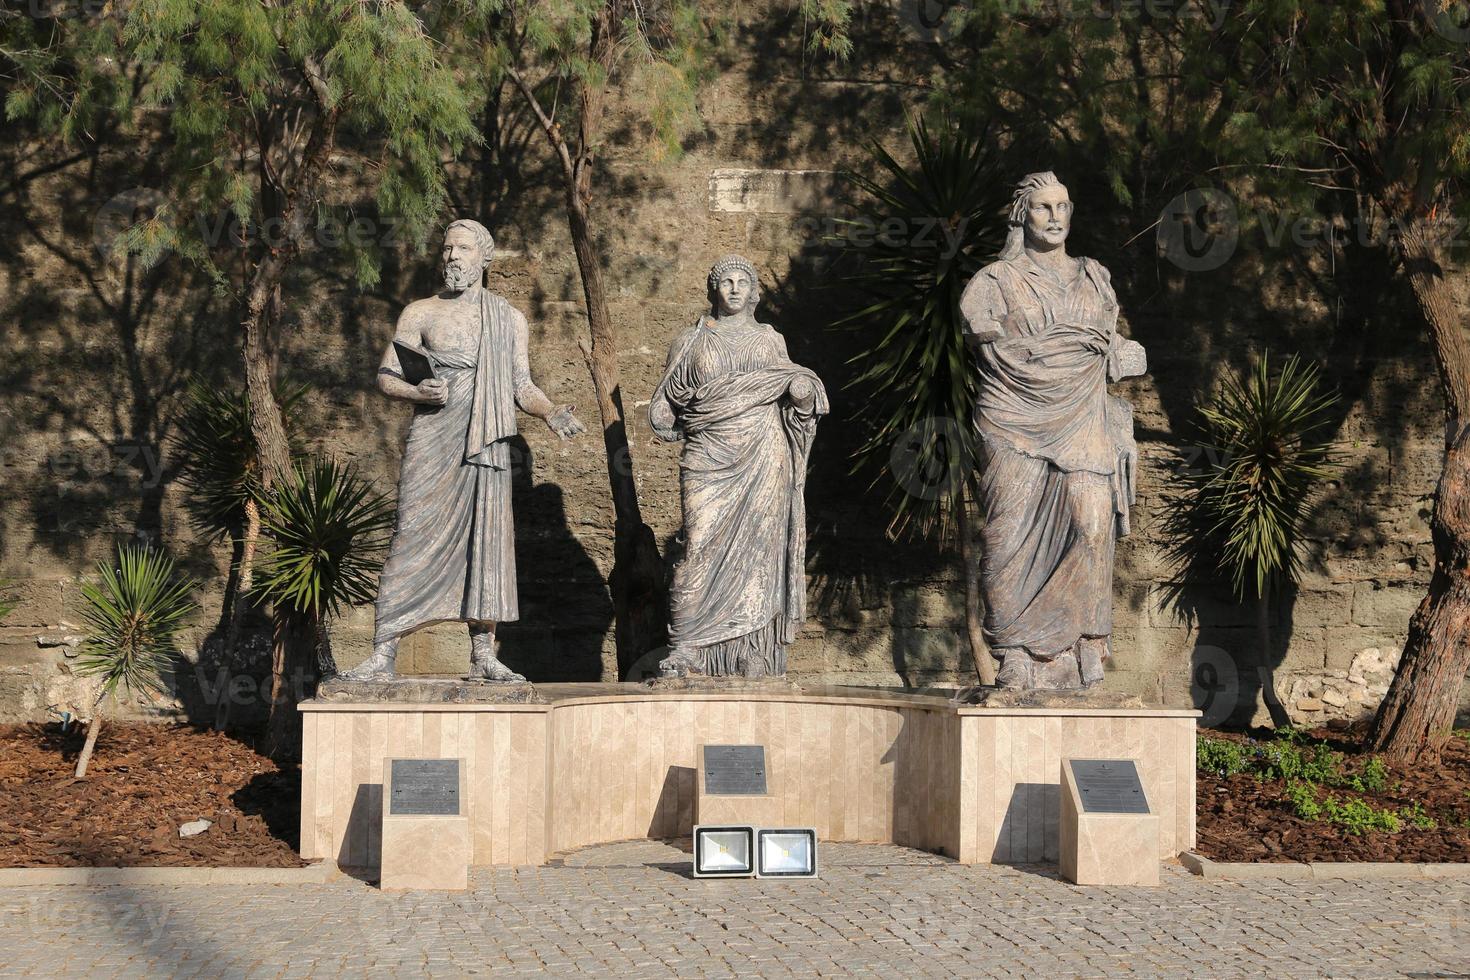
[1059, 756, 1160, 887]
[379, 757, 470, 891]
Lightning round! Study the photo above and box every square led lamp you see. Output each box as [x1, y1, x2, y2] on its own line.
[756, 827, 818, 879]
[693, 825, 755, 878]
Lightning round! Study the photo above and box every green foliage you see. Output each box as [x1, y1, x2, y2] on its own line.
[8, 1, 480, 288]
[173, 380, 306, 539]
[1197, 735, 1253, 778]
[1197, 731, 1396, 797]
[1258, 736, 1342, 785]
[1285, 781, 1404, 835]
[835, 113, 1009, 540]
[1399, 801, 1437, 831]
[253, 457, 394, 621]
[1163, 353, 1339, 601]
[1284, 779, 1322, 821]
[74, 544, 198, 701]
[1353, 757, 1390, 795]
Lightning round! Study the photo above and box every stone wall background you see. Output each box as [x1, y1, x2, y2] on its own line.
[1, 6, 1466, 728]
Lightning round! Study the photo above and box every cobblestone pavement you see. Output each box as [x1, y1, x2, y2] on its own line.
[0, 842, 1466, 978]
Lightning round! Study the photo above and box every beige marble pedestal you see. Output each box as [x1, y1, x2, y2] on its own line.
[300, 685, 1198, 868]
[1059, 756, 1160, 887]
[379, 757, 470, 891]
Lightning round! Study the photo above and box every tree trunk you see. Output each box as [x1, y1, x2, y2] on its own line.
[264, 609, 319, 761]
[245, 104, 339, 745]
[957, 480, 993, 685]
[564, 195, 668, 678]
[1257, 590, 1291, 728]
[73, 692, 106, 779]
[1370, 219, 1470, 764]
[214, 494, 261, 732]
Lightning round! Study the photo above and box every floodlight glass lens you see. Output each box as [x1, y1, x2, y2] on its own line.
[759, 832, 814, 875]
[698, 830, 752, 872]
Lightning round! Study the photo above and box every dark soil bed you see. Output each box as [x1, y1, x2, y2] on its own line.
[0, 722, 304, 868]
[1197, 726, 1470, 863]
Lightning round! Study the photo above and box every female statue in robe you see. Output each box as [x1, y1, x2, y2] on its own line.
[960, 172, 1146, 690]
[649, 255, 829, 678]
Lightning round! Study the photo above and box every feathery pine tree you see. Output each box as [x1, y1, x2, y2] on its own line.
[7, 1, 478, 753]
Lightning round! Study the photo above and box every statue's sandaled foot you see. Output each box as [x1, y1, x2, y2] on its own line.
[1078, 636, 1108, 688]
[336, 639, 398, 681]
[659, 646, 705, 678]
[467, 656, 527, 683]
[994, 648, 1031, 689]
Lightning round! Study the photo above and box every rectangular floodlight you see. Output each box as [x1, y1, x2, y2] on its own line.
[693, 825, 755, 878]
[756, 828, 818, 879]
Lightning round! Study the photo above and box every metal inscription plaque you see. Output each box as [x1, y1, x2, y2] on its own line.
[703, 744, 767, 796]
[1070, 759, 1149, 814]
[389, 759, 460, 816]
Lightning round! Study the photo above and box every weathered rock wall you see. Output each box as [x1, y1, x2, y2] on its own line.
[0, 7, 1465, 728]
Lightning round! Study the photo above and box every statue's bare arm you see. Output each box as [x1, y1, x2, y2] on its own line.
[510, 307, 585, 440]
[378, 303, 446, 405]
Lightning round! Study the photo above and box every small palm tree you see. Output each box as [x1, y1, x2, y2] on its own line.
[253, 456, 394, 756]
[1162, 352, 1339, 727]
[73, 544, 198, 778]
[835, 111, 1010, 682]
[173, 380, 305, 730]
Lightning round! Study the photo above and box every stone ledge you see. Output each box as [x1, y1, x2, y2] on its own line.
[1180, 851, 1470, 880]
[0, 861, 336, 888]
[316, 676, 545, 704]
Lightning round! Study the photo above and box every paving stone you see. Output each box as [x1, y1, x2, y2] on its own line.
[0, 842, 1465, 977]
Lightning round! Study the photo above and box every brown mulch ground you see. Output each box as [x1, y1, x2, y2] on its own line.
[0, 722, 305, 868]
[1197, 726, 1470, 863]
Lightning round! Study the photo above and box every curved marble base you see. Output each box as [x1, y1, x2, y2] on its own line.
[299, 683, 1197, 870]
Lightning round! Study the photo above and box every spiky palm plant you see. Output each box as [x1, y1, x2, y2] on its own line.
[1162, 352, 1339, 726]
[73, 544, 198, 778]
[835, 112, 1009, 681]
[253, 456, 394, 756]
[172, 379, 305, 731]
[173, 380, 306, 540]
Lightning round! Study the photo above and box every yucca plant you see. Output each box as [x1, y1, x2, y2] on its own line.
[173, 380, 305, 731]
[1162, 352, 1339, 726]
[834, 112, 1010, 681]
[253, 456, 394, 755]
[73, 544, 198, 778]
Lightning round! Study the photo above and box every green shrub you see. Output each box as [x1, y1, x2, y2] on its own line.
[1285, 779, 1322, 821]
[1198, 736, 1253, 777]
[1287, 780, 1404, 834]
[1399, 802, 1437, 831]
[1350, 757, 1390, 794]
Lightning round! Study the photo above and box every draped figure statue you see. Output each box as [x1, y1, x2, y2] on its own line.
[338, 219, 584, 684]
[960, 172, 1146, 690]
[650, 255, 829, 678]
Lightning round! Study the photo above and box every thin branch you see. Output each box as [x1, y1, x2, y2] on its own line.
[502, 62, 575, 187]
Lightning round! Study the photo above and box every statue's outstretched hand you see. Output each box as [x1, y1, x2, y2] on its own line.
[547, 404, 585, 440]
